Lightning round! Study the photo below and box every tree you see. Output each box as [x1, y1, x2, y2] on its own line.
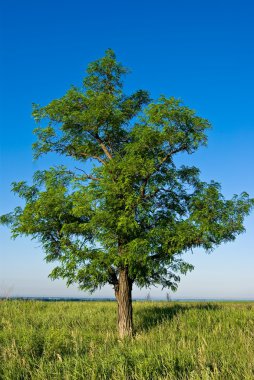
[1, 50, 253, 338]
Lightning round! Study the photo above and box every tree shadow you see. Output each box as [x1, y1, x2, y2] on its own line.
[134, 302, 221, 333]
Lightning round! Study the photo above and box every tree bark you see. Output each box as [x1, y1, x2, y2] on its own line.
[115, 267, 133, 338]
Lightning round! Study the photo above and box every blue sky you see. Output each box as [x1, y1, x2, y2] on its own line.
[1, 0, 254, 299]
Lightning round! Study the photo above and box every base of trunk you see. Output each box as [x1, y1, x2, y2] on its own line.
[115, 267, 133, 338]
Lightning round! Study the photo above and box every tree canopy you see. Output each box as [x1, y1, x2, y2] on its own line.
[1, 49, 253, 336]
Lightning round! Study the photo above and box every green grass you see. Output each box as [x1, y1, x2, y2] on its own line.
[0, 300, 254, 379]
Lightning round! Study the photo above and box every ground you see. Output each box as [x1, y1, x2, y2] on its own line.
[0, 300, 254, 379]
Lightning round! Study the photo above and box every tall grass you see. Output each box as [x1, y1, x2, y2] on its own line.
[0, 300, 254, 379]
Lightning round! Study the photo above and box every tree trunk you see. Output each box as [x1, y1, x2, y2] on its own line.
[115, 267, 133, 338]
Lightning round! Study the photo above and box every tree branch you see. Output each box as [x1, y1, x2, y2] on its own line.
[75, 167, 100, 181]
[66, 144, 106, 165]
[108, 266, 118, 286]
[79, 153, 106, 165]
[158, 144, 187, 167]
[93, 133, 113, 160]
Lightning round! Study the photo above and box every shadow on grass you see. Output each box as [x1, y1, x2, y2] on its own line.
[134, 303, 221, 333]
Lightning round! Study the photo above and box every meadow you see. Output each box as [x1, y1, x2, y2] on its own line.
[0, 300, 254, 380]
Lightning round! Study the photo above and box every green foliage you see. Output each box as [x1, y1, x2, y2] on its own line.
[1, 49, 253, 293]
[1, 300, 254, 379]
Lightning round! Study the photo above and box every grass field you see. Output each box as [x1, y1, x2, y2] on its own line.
[0, 300, 254, 379]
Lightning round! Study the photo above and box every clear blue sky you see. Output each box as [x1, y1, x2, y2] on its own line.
[1, 0, 254, 299]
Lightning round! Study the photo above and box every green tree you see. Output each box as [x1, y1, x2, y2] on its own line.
[1, 50, 253, 337]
